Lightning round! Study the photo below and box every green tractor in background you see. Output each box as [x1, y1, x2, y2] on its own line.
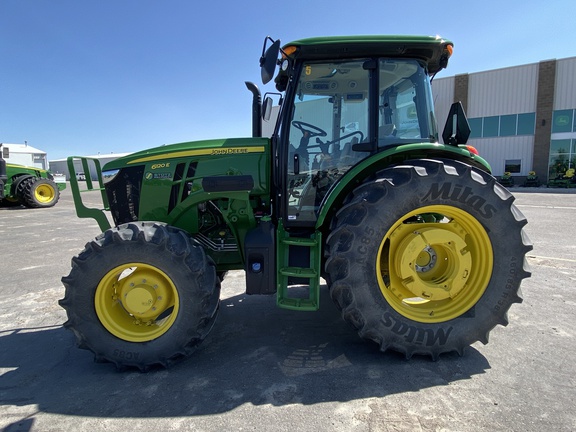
[0, 144, 65, 208]
[60, 35, 532, 370]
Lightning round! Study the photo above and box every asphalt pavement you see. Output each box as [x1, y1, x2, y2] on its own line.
[1, 185, 575, 432]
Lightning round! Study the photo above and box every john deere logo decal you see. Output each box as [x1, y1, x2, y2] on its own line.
[555, 115, 570, 127]
[129, 146, 266, 164]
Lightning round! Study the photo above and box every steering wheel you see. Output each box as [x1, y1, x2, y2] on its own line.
[292, 121, 328, 138]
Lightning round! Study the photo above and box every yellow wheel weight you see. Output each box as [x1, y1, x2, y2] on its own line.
[376, 205, 493, 323]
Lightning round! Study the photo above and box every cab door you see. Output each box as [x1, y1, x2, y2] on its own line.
[283, 59, 370, 227]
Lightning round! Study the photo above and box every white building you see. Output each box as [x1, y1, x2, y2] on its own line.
[1, 142, 47, 169]
[49, 153, 132, 180]
[433, 56, 576, 182]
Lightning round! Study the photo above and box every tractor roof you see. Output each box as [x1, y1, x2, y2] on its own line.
[282, 35, 453, 74]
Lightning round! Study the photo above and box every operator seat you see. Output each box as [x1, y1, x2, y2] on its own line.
[338, 137, 360, 168]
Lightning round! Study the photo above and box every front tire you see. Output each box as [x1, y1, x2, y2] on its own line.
[60, 222, 220, 370]
[325, 159, 532, 359]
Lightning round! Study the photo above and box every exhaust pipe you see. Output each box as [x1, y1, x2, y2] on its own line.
[245, 81, 262, 138]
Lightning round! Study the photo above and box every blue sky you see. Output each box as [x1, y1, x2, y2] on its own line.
[1, 0, 574, 160]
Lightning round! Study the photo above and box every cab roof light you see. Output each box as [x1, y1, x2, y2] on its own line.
[282, 45, 298, 58]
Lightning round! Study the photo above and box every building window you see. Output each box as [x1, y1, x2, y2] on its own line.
[548, 139, 574, 180]
[468, 118, 482, 138]
[468, 113, 535, 138]
[500, 114, 517, 136]
[517, 113, 536, 135]
[483, 116, 500, 137]
[505, 159, 522, 173]
[552, 109, 574, 133]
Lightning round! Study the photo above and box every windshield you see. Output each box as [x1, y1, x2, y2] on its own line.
[284, 58, 436, 225]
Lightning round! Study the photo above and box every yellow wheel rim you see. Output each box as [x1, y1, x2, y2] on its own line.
[95, 263, 180, 342]
[34, 183, 56, 203]
[376, 205, 493, 323]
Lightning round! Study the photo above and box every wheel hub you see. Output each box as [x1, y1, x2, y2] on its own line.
[95, 263, 178, 342]
[117, 274, 167, 320]
[414, 246, 437, 273]
[123, 285, 156, 315]
[393, 225, 472, 301]
[35, 184, 55, 203]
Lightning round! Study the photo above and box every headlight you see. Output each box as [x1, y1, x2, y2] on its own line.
[102, 169, 120, 184]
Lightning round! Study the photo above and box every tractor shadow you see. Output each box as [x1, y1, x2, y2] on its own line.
[0, 205, 29, 211]
[0, 286, 490, 418]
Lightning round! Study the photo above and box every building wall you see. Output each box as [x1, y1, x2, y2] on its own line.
[468, 135, 534, 176]
[554, 57, 576, 110]
[467, 64, 538, 117]
[431, 76, 454, 132]
[434, 64, 539, 177]
[434, 56, 576, 181]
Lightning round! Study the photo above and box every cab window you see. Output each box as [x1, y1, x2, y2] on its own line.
[286, 59, 369, 224]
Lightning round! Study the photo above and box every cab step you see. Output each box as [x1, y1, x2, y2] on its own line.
[276, 222, 322, 311]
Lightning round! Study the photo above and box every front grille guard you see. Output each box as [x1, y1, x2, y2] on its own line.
[67, 156, 112, 232]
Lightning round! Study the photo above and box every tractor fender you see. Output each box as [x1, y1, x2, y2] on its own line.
[315, 144, 492, 230]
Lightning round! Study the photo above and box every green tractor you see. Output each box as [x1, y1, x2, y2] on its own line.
[0, 145, 65, 208]
[60, 35, 532, 369]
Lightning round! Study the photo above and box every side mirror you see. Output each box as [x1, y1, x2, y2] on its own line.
[442, 101, 471, 146]
[262, 97, 273, 121]
[260, 38, 280, 85]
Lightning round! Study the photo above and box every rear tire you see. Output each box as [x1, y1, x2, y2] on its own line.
[0, 175, 34, 207]
[325, 159, 532, 359]
[60, 222, 220, 370]
[22, 177, 60, 208]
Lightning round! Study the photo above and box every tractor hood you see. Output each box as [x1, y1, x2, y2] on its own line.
[6, 162, 46, 174]
[103, 137, 270, 171]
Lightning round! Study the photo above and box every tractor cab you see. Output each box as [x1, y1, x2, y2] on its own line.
[259, 36, 458, 227]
